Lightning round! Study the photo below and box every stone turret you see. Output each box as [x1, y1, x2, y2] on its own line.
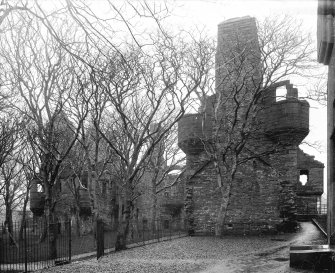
[178, 113, 212, 155]
[178, 95, 214, 155]
[262, 81, 309, 145]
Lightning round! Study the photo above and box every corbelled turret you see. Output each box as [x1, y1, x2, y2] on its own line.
[262, 81, 309, 145]
[178, 113, 212, 155]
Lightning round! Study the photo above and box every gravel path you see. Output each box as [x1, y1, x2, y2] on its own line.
[38, 222, 326, 273]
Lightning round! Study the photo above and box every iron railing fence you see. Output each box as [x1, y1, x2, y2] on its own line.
[0, 220, 71, 273]
[0, 218, 187, 271]
[296, 204, 327, 215]
[97, 218, 187, 259]
[313, 214, 327, 234]
[193, 222, 277, 236]
[221, 222, 278, 236]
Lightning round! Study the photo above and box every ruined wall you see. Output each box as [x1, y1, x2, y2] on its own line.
[178, 16, 322, 235]
[297, 149, 324, 192]
[135, 170, 185, 222]
[295, 149, 324, 213]
[30, 172, 115, 233]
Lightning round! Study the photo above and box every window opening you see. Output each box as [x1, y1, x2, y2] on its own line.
[299, 170, 309, 186]
[37, 184, 44, 193]
[276, 86, 287, 102]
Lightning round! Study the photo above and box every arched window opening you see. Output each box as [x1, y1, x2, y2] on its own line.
[299, 170, 309, 186]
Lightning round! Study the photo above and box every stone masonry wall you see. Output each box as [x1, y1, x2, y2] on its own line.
[179, 16, 323, 235]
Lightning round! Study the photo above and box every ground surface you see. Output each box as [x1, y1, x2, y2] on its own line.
[38, 222, 326, 273]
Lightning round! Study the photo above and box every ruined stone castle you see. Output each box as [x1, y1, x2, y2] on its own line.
[29, 16, 324, 236]
[178, 16, 324, 234]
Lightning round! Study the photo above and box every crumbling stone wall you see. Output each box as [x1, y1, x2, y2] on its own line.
[295, 149, 324, 213]
[178, 16, 324, 235]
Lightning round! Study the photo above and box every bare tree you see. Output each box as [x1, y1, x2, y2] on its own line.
[1, 0, 314, 249]
[0, 155, 24, 242]
[0, 16, 89, 258]
[141, 124, 185, 230]
[0, 116, 25, 245]
[0, 0, 213, 251]
[16, 139, 38, 240]
[81, 27, 214, 249]
[0, 1, 31, 27]
[63, 61, 117, 238]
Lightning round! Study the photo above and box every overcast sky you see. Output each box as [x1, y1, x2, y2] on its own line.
[170, 0, 317, 30]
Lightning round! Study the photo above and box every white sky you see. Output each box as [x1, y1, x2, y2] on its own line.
[170, 0, 317, 31]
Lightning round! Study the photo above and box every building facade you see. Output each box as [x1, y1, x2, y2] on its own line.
[29, 164, 184, 233]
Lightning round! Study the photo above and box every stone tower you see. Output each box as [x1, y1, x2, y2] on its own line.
[178, 16, 323, 235]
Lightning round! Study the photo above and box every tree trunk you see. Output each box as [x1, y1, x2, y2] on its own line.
[86, 158, 99, 237]
[74, 205, 81, 237]
[151, 186, 157, 233]
[5, 206, 14, 245]
[19, 189, 30, 241]
[38, 215, 47, 243]
[87, 165, 99, 247]
[48, 219, 58, 260]
[4, 182, 14, 244]
[215, 183, 232, 236]
[115, 200, 132, 251]
[44, 184, 58, 260]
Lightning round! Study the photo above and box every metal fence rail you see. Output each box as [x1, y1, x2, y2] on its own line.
[0, 218, 187, 271]
[296, 204, 327, 215]
[97, 218, 187, 259]
[0, 220, 71, 272]
[221, 222, 275, 236]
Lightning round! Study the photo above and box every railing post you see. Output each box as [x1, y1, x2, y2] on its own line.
[142, 219, 144, 245]
[68, 221, 71, 263]
[0, 222, 2, 273]
[96, 219, 104, 260]
[170, 220, 172, 240]
[24, 220, 27, 273]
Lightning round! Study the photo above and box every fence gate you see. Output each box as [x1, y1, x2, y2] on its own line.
[96, 219, 104, 260]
